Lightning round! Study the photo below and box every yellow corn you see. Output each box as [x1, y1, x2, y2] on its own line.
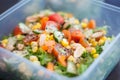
[29, 56, 38, 62]
[32, 23, 41, 30]
[101, 36, 107, 41]
[49, 35, 54, 40]
[81, 22, 87, 28]
[61, 39, 69, 47]
[46, 34, 50, 41]
[89, 38, 98, 47]
[93, 53, 99, 58]
[89, 38, 95, 43]
[16, 34, 23, 40]
[2, 39, 8, 44]
[91, 47, 96, 55]
[98, 39, 104, 45]
[31, 41, 38, 46]
[76, 63, 80, 68]
[92, 41, 98, 47]
[68, 55, 75, 62]
[1, 39, 8, 47]
[32, 47, 38, 53]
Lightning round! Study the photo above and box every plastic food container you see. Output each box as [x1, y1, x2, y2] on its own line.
[98, 0, 120, 7]
[0, 0, 120, 80]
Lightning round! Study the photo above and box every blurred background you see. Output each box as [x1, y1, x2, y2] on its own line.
[0, 0, 120, 80]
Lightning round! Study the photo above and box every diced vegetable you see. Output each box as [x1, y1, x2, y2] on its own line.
[38, 48, 54, 66]
[53, 47, 59, 57]
[45, 21, 59, 33]
[77, 64, 88, 74]
[40, 17, 49, 30]
[83, 29, 93, 38]
[53, 31, 64, 43]
[71, 30, 84, 42]
[49, 13, 64, 24]
[88, 19, 96, 29]
[61, 39, 69, 47]
[58, 55, 67, 67]
[33, 30, 43, 34]
[62, 30, 71, 43]
[47, 62, 54, 71]
[67, 61, 77, 74]
[13, 26, 23, 35]
[19, 23, 31, 34]
[41, 45, 48, 51]
[63, 23, 71, 29]
[79, 38, 89, 48]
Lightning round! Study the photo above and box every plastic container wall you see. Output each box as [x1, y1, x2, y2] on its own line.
[0, 0, 120, 80]
[98, 0, 120, 7]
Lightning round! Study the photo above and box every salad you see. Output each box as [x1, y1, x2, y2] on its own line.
[0, 10, 112, 77]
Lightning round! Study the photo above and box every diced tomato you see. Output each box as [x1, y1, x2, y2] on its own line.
[49, 13, 64, 24]
[13, 26, 23, 35]
[88, 19, 96, 29]
[71, 30, 84, 43]
[40, 17, 49, 30]
[62, 30, 71, 43]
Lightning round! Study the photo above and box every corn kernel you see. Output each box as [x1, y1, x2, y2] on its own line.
[89, 38, 95, 43]
[31, 41, 38, 47]
[1, 39, 8, 47]
[49, 35, 54, 40]
[16, 35, 23, 40]
[46, 34, 50, 41]
[91, 47, 96, 54]
[76, 63, 80, 68]
[68, 55, 75, 62]
[81, 22, 87, 28]
[98, 39, 104, 45]
[101, 36, 107, 41]
[74, 19, 80, 24]
[32, 47, 38, 53]
[93, 53, 99, 58]
[29, 56, 38, 62]
[2, 39, 8, 44]
[61, 39, 69, 47]
[92, 41, 98, 47]
[32, 23, 41, 30]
